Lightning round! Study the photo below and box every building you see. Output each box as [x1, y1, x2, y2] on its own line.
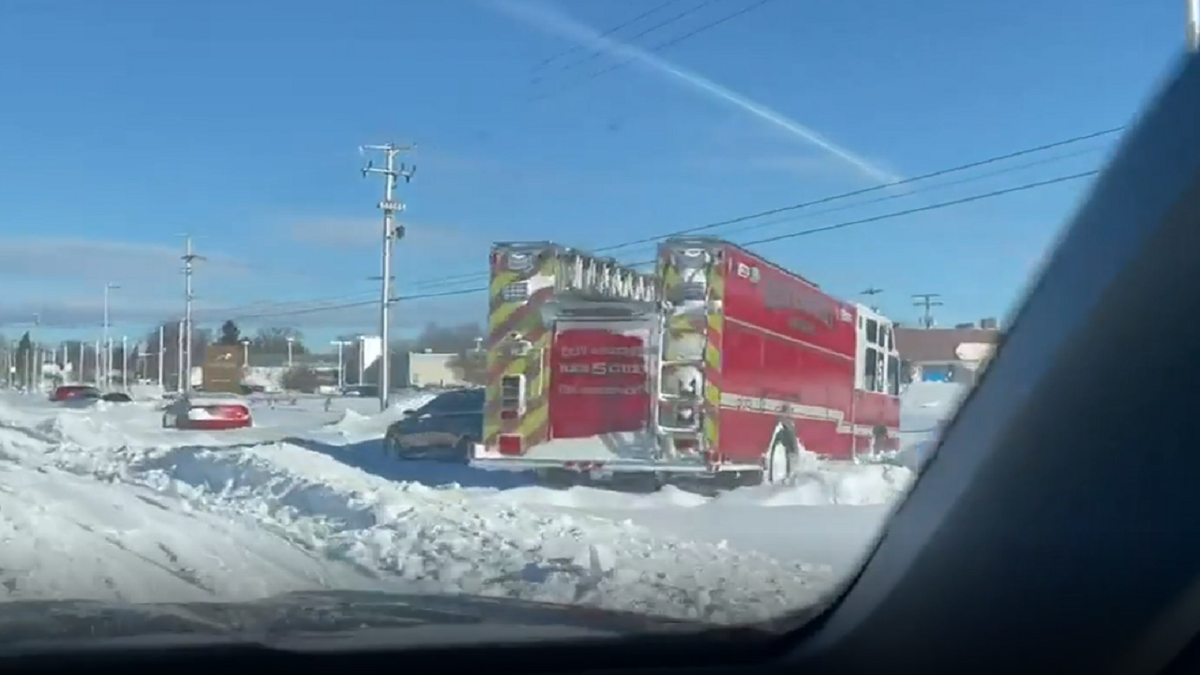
[895, 318, 1001, 385]
[407, 350, 468, 388]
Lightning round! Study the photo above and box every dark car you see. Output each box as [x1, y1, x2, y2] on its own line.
[100, 392, 133, 403]
[383, 388, 484, 461]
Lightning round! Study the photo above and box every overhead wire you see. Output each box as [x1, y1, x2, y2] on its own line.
[530, 0, 780, 102]
[216, 166, 1102, 321]
[410, 125, 1125, 290]
[529, 0, 684, 76]
[532, 0, 731, 85]
[49, 127, 1122, 331]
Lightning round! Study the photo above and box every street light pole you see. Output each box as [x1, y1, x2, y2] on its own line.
[331, 340, 351, 391]
[102, 282, 119, 387]
[157, 325, 165, 387]
[286, 336, 295, 369]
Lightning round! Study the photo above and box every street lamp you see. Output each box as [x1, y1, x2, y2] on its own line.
[331, 340, 352, 391]
[285, 336, 295, 369]
[240, 339, 251, 369]
[102, 282, 119, 387]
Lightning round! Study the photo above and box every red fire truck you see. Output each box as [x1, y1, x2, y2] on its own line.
[471, 236, 901, 484]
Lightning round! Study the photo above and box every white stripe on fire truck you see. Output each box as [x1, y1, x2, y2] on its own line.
[722, 316, 856, 362]
[718, 392, 898, 437]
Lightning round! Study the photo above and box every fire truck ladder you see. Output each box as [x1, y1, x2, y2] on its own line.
[653, 244, 719, 459]
[554, 250, 659, 303]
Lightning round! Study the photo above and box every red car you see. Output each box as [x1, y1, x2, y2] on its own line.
[49, 385, 101, 403]
[162, 394, 252, 430]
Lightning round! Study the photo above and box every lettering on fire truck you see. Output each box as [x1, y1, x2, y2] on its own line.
[559, 362, 646, 375]
[560, 345, 647, 357]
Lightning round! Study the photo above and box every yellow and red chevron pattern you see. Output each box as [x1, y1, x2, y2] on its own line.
[703, 258, 725, 457]
[483, 248, 558, 450]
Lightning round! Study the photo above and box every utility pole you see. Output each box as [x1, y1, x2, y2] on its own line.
[861, 287, 884, 312]
[181, 236, 205, 393]
[912, 293, 944, 329]
[360, 142, 416, 412]
[1189, 0, 1200, 53]
[102, 282, 119, 387]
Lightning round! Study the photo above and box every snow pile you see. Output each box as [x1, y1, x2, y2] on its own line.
[0, 397, 830, 623]
[126, 383, 166, 402]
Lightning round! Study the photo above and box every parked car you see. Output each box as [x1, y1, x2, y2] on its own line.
[383, 388, 483, 461]
[101, 392, 133, 403]
[342, 385, 380, 398]
[162, 393, 252, 430]
[49, 385, 101, 403]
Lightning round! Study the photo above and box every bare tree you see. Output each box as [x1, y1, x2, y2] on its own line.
[253, 327, 307, 355]
[218, 320, 241, 346]
[281, 366, 320, 393]
[448, 350, 486, 385]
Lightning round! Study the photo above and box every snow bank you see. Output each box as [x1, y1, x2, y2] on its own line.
[0, 396, 830, 623]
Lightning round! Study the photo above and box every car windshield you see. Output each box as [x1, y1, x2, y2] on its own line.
[0, 0, 1184, 650]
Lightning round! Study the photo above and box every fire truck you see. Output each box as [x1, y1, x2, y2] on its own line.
[471, 236, 902, 484]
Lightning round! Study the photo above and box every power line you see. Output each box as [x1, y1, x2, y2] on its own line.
[740, 171, 1097, 247]
[411, 126, 1124, 289]
[215, 167, 1098, 322]
[531, 0, 778, 102]
[533, 0, 729, 84]
[529, 0, 683, 75]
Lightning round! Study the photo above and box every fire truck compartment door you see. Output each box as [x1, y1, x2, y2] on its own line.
[549, 321, 654, 441]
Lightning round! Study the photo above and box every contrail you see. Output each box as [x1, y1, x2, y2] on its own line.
[487, 0, 900, 184]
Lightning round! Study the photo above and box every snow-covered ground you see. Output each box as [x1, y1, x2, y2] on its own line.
[0, 383, 966, 625]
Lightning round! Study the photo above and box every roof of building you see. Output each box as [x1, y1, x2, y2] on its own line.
[895, 327, 1001, 363]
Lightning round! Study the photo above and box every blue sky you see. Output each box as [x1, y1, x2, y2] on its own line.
[0, 0, 1184, 350]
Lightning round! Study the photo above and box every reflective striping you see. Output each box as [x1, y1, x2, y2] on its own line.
[704, 260, 725, 454]
[719, 392, 900, 437]
[484, 249, 558, 451]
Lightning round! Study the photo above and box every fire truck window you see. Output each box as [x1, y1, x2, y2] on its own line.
[866, 319, 879, 345]
[863, 348, 879, 392]
[887, 355, 900, 396]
